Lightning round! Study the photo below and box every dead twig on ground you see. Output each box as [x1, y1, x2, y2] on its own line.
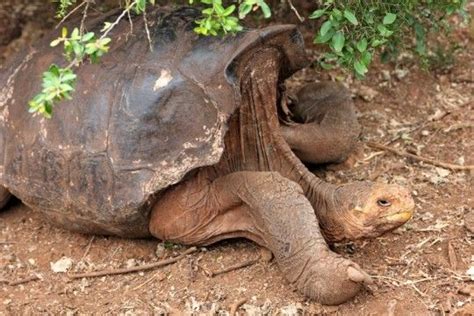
[80, 236, 95, 261]
[447, 241, 458, 270]
[230, 298, 247, 315]
[131, 271, 165, 291]
[0, 241, 15, 244]
[210, 258, 259, 277]
[68, 247, 197, 279]
[367, 142, 474, 171]
[8, 274, 41, 286]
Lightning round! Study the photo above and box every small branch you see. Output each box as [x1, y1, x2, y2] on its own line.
[8, 275, 41, 286]
[210, 258, 258, 277]
[55, 1, 87, 29]
[101, 0, 139, 40]
[79, 0, 91, 35]
[230, 298, 247, 315]
[131, 271, 165, 291]
[367, 142, 474, 171]
[143, 9, 153, 52]
[69, 247, 197, 279]
[287, 0, 305, 22]
[80, 236, 95, 261]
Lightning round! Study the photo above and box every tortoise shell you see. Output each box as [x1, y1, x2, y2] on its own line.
[0, 7, 307, 236]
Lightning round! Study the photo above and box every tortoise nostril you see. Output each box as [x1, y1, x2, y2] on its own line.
[377, 199, 391, 207]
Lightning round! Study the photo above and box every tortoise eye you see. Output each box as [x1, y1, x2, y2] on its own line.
[377, 199, 391, 207]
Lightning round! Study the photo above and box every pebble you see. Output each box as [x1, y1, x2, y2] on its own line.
[357, 85, 378, 102]
[50, 256, 73, 273]
[464, 211, 474, 234]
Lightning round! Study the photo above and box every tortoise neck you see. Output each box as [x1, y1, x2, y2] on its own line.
[235, 48, 338, 217]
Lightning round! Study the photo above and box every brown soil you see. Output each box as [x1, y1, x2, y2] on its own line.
[1, 4, 473, 315]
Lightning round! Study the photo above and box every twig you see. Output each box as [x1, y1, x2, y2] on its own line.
[69, 247, 197, 279]
[210, 258, 258, 277]
[230, 298, 247, 315]
[80, 236, 95, 261]
[79, 0, 91, 35]
[8, 274, 40, 286]
[55, 0, 87, 29]
[287, 0, 305, 22]
[100, 0, 139, 40]
[367, 142, 474, 171]
[447, 241, 458, 270]
[143, 9, 153, 52]
[0, 241, 15, 245]
[131, 271, 165, 291]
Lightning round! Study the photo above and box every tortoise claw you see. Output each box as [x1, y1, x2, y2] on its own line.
[347, 265, 373, 284]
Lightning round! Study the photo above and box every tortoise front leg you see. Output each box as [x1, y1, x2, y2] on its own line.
[0, 186, 11, 210]
[149, 171, 371, 305]
[281, 82, 361, 164]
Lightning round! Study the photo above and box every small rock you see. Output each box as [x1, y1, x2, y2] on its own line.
[382, 70, 391, 81]
[467, 266, 474, 281]
[428, 109, 446, 121]
[435, 167, 450, 178]
[126, 258, 137, 268]
[51, 257, 73, 273]
[421, 130, 430, 136]
[357, 85, 378, 102]
[394, 68, 409, 80]
[464, 212, 474, 234]
[155, 243, 165, 258]
[458, 284, 474, 296]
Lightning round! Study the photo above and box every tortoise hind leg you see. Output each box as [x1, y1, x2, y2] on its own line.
[0, 186, 12, 210]
[149, 170, 371, 305]
[281, 82, 361, 164]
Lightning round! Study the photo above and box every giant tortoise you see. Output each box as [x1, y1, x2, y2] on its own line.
[0, 7, 415, 304]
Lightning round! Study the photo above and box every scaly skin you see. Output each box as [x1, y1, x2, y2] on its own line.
[149, 49, 413, 305]
[281, 82, 414, 242]
[150, 171, 372, 305]
[281, 82, 361, 165]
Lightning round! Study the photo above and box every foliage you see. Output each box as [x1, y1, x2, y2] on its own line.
[309, 0, 469, 77]
[30, 0, 468, 118]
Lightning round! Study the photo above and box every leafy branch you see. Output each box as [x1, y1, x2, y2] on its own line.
[309, 0, 469, 77]
[31, 0, 468, 118]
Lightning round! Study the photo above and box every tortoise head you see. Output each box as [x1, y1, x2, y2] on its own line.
[320, 181, 415, 243]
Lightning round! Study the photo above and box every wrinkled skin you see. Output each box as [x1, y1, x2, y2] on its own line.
[0, 7, 415, 305]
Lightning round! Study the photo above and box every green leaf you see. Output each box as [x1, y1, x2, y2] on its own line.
[258, 0, 271, 18]
[377, 24, 393, 37]
[320, 62, 334, 70]
[343, 10, 358, 25]
[239, 3, 252, 19]
[332, 31, 345, 53]
[383, 13, 397, 25]
[81, 32, 95, 42]
[61, 27, 68, 38]
[313, 29, 334, 43]
[320, 20, 332, 36]
[361, 51, 372, 65]
[50, 39, 62, 47]
[222, 4, 235, 16]
[71, 27, 80, 39]
[354, 59, 368, 76]
[309, 9, 326, 19]
[356, 38, 367, 52]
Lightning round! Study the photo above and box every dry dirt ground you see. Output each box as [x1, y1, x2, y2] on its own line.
[0, 4, 473, 316]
